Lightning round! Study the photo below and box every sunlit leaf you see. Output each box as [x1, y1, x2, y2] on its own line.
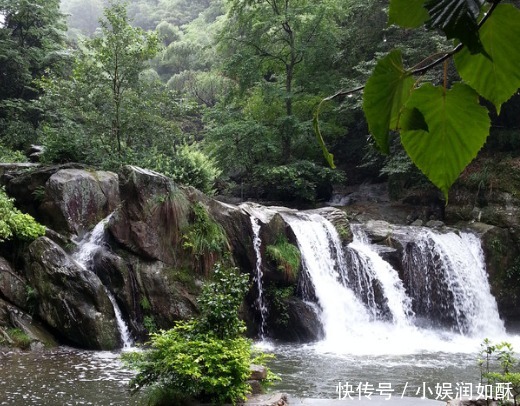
[425, 0, 486, 54]
[454, 4, 520, 114]
[400, 83, 490, 198]
[389, 0, 429, 28]
[363, 50, 414, 154]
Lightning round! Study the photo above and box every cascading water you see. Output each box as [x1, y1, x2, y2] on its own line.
[73, 215, 133, 349]
[250, 215, 268, 338]
[277, 211, 510, 355]
[348, 225, 414, 326]
[281, 213, 372, 346]
[399, 227, 505, 336]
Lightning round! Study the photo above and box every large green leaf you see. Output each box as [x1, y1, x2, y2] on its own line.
[363, 50, 414, 154]
[454, 4, 520, 114]
[425, 0, 486, 54]
[400, 83, 490, 198]
[389, 0, 429, 28]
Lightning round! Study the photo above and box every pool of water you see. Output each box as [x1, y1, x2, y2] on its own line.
[1, 330, 519, 405]
[0, 348, 143, 405]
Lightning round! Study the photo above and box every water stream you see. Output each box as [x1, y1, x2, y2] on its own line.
[250, 214, 268, 338]
[73, 215, 133, 349]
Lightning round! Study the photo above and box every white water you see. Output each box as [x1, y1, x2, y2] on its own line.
[401, 228, 505, 336]
[349, 225, 414, 326]
[280, 213, 516, 356]
[73, 215, 133, 349]
[250, 215, 268, 338]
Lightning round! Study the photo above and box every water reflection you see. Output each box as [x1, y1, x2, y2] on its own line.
[0, 348, 142, 405]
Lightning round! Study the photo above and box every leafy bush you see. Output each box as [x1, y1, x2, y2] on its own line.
[139, 145, 221, 194]
[0, 145, 27, 163]
[266, 235, 301, 281]
[182, 203, 228, 274]
[0, 187, 46, 242]
[478, 338, 520, 405]
[254, 160, 345, 203]
[123, 265, 269, 406]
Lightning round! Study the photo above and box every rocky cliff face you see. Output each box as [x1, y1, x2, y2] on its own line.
[1, 162, 517, 350]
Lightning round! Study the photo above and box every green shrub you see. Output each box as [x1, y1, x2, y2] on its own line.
[0, 145, 27, 163]
[182, 203, 228, 274]
[123, 265, 266, 406]
[0, 328, 32, 349]
[0, 187, 46, 242]
[140, 145, 221, 194]
[478, 338, 520, 405]
[254, 160, 344, 202]
[266, 235, 301, 281]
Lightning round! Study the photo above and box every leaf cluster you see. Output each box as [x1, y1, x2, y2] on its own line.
[123, 265, 263, 405]
[266, 235, 301, 281]
[363, 1, 520, 199]
[478, 338, 520, 404]
[0, 187, 46, 242]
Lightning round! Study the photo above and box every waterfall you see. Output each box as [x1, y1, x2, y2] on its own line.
[73, 215, 134, 349]
[400, 227, 505, 335]
[281, 212, 371, 345]
[278, 211, 506, 354]
[348, 225, 414, 326]
[250, 215, 268, 338]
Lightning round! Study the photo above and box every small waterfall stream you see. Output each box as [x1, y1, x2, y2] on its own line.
[73, 216, 133, 349]
[250, 215, 268, 338]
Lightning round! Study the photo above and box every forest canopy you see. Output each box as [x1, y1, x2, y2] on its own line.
[0, 0, 519, 203]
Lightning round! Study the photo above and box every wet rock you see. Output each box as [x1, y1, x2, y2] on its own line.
[266, 297, 323, 342]
[0, 257, 28, 310]
[363, 220, 395, 243]
[426, 220, 444, 228]
[109, 166, 190, 265]
[39, 169, 119, 235]
[92, 249, 200, 336]
[239, 393, 288, 406]
[0, 298, 57, 348]
[1, 163, 85, 218]
[24, 237, 119, 350]
[249, 364, 268, 381]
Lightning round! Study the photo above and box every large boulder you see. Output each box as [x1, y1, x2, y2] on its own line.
[92, 248, 200, 338]
[109, 166, 190, 265]
[0, 298, 57, 349]
[39, 169, 119, 235]
[1, 163, 85, 218]
[0, 257, 28, 310]
[24, 237, 120, 350]
[266, 297, 323, 342]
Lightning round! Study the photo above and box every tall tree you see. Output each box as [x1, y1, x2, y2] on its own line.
[0, 0, 67, 148]
[220, 0, 343, 162]
[72, 1, 159, 157]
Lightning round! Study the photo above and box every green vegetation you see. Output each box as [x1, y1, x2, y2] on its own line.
[317, 0, 520, 199]
[0, 187, 46, 242]
[478, 339, 520, 405]
[266, 235, 301, 281]
[123, 265, 274, 405]
[1, 0, 519, 202]
[182, 203, 228, 274]
[0, 328, 32, 349]
[266, 286, 294, 328]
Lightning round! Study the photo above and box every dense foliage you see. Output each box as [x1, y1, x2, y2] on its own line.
[123, 265, 268, 405]
[0, 187, 46, 242]
[479, 339, 520, 405]
[1, 0, 519, 203]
